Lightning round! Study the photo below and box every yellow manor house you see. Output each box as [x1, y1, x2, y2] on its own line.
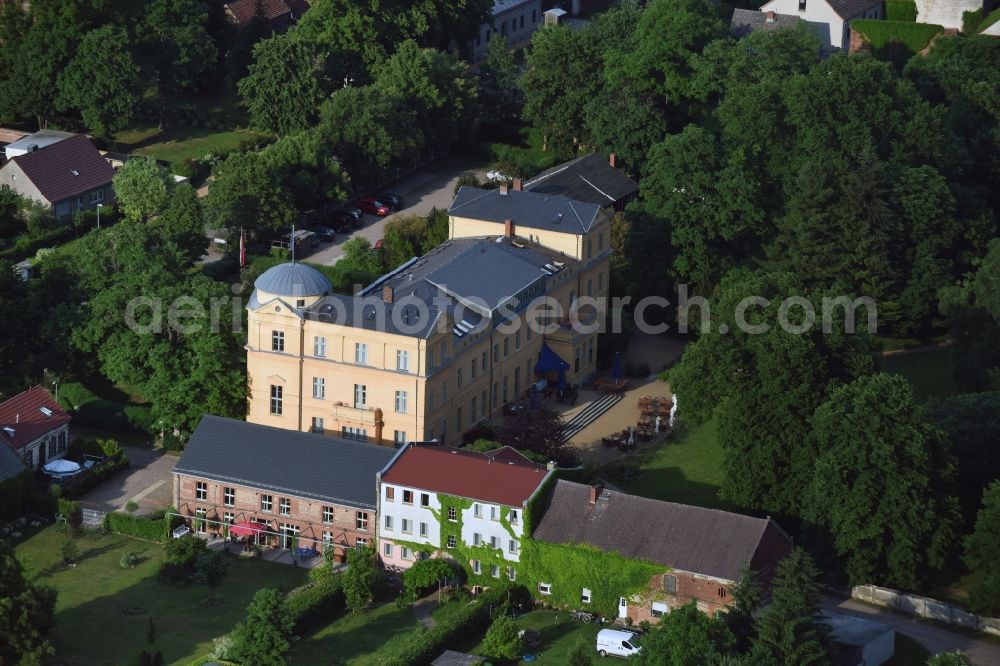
[245, 185, 612, 445]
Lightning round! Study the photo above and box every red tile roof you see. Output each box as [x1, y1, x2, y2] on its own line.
[10, 134, 114, 204]
[0, 386, 71, 452]
[225, 0, 291, 26]
[381, 445, 550, 507]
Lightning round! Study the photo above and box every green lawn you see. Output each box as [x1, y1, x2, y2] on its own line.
[881, 347, 957, 398]
[15, 526, 308, 665]
[290, 601, 422, 665]
[113, 125, 256, 168]
[602, 418, 730, 510]
[467, 610, 602, 664]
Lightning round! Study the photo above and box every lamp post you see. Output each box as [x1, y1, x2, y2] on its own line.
[96, 203, 103, 229]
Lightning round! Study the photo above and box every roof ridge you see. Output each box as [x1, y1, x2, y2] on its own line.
[449, 186, 495, 213]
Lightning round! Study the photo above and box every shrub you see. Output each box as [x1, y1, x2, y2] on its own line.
[61, 538, 79, 564]
[60, 455, 129, 499]
[159, 534, 206, 584]
[120, 550, 140, 569]
[886, 0, 917, 21]
[286, 575, 346, 636]
[104, 511, 171, 543]
[963, 8, 985, 34]
[402, 559, 457, 601]
[58, 498, 81, 530]
[482, 615, 521, 661]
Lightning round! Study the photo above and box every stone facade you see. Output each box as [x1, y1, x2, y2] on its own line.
[174, 473, 375, 561]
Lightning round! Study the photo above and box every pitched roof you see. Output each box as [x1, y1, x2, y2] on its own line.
[449, 186, 607, 235]
[730, 9, 801, 37]
[0, 386, 71, 452]
[380, 444, 551, 507]
[523, 154, 638, 207]
[826, 0, 883, 19]
[175, 415, 397, 510]
[224, 0, 291, 25]
[10, 134, 114, 204]
[533, 480, 791, 581]
[0, 440, 27, 483]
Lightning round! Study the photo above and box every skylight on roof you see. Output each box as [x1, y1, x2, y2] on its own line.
[39, 406, 52, 417]
[71, 169, 79, 176]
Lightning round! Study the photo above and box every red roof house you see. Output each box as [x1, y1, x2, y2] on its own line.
[224, 0, 296, 30]
[0, 386, 71, 469]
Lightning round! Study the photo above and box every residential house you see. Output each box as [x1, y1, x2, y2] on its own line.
[3, 129, 75, 161]
[471, 1, 543, 61]
[246, 187, 608, 444]
[173, 415, 395, 560]
[757, 0, 884, 49]
[223, 0, 305, 31]
[0, 386, 71, 470]
[532, 480, 793, 621]
[522, 153, 639, 211]
[730, 8, 802, 37]
[540, 0, 614, 17]
[0, 438, 28, 485]
[376, 443, 553, 572]
[0, 134, 114, 220]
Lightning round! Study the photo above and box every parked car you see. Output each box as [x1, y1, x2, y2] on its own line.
[357, 197, 389, 216]
[342, 206, 365, 228]
[309, 225, 337, 242]
[377, 193, 404, 210]
[596, 629, 642, 658]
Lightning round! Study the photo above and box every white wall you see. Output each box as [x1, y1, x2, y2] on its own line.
[461, 500, 524, 562]
[760, 0, 882, 48]
[914, 0, 981, 30]
[379, 483, 442, 568]
[470, 1, 542, 60]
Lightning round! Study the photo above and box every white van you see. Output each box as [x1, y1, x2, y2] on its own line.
[596, 628, 642, 658]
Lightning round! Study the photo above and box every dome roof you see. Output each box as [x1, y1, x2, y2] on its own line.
[254, 263, 331, 298]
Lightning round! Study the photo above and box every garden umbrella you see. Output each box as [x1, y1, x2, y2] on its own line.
[43, 459, 80, 476]
[228, 521, 266, 537]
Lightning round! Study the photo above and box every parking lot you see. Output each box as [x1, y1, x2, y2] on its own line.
[305, 156, 484, 265]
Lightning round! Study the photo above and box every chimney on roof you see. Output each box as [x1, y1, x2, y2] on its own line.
[16, 413, 19, 424]
[382, 285, 394, 304]
[504, 219, 515, 237]
[589, 483, 604, 505]
[609, 153, 617, 168]
[766, 10, 775, 22]
[512, 178, 522, 192]
[29, 144, 38, 153]
[499, 183, 509, 195]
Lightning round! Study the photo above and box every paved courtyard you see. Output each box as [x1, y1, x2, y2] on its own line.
[81, 446, 177, 514]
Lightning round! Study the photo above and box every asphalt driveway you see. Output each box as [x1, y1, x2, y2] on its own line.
[80, 446, 176, 514]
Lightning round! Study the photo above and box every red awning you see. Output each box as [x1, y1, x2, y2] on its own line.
[228, 521, 267, 536]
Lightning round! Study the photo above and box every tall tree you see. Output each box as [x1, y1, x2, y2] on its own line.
[0, 540, 57, 664]
[113, 157, 175, 223]
[342, 542, 378, 613]
[204, 151, 297, 236]
[478, 35, 520, 121]
[725, 567, 762, 653]
[238, 33, 327, 135]
[634, 601, 735, 666]
[753, 548, 831, 666]
[228, 588, 293, 666]
[963, 481, 1000, 616]
[804, 373, 958, 588]
[157, 183, 208, 263]
[57, 25, 142, 137]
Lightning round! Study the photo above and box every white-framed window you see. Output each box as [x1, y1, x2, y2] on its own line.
[582, 588, 592, 604]
[490, 536, 499, 549]
[472, 559, 481, 574]
[355, 537, 368, 548]
[394, 430, 407, 445]
[196, 508, 207, 533]
[384, 542, 393, 556]
[402, 518, 412, 534]
[490, 564, 500, 578]
[395, 390, 407, 413]
[342, 426, 368, 441]
[314, 336, 326, 357]
[90, 189, 104, 203]
[539, 582, 552, 595]
[397, 349, 409, 371]
[490, 506, 499, 521]
[419, 522, 428, 537]
[223, 512, 234, 527]
[473, 503, 482, 518]
[270, 385, 283, 414]
[323, 531, 333, 546]
[385, 487, 395, 502]
[403, 490, 413, 504]
[651, 601, 668, 618]
[354, 384, 367, 407]
[508, 567, 516, 581]
[401, 546, 411, 560]
[509, 509, 519, 524]
[447, 535, 456, 548]
[356, 512, 368, 531]
[355, 343, 368, 365]
[448, 506, 457, 521]
[323, 506, 334, 524]
[279, 498, 291, 516]
[223, 487, 235, 506]
[473, 533, 482, 546]
[508, 539, 518, 554]
[313, 377, 325, 399]
[261, 494, 272, 512]
[420, 493, 430, 507]
[312, 417, 324, 434]
[272, 330, 284, 352]
[384, 515, 393, 530]
[195, 481, 207, 501]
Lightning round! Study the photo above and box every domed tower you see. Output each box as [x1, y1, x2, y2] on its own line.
[246, 262, 332, 429]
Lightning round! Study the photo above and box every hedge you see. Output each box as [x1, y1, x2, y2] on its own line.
[61, 455, 129, 499]
[0, 225, 76, 262]
[852, 19, 943, 52]
[286, 575, 346, 636]
[104, 511, 172, 543]
[886, 0, 917, 22]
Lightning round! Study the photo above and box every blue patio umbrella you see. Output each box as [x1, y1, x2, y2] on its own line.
[612, 351, 623, 383]
[556, 367, 567, 392]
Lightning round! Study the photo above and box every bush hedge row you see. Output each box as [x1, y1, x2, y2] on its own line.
[0, 225, 76, 261]
[104, 511, 172, 543]
[287, 574, 347, 636]
[886, 0, 917, 22]
[61, 455, 129, 499]
[852, 19, 943, 52]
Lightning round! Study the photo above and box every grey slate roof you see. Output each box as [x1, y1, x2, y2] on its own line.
[449, 186, 606, 235]
[5, 130, 75, 156]
[254, 262, 332, 298]
[826, 0, 883, 19]
[174, 415, 396, 510]
[730, 9, 801, 37]
[533, 480, 783, 581]
[523, 154, 638, 207]
[0, 443, 27, 484]
[303, 292, 443, 339]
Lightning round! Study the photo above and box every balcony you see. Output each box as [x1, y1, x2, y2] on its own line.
[330, 402, 378, 425]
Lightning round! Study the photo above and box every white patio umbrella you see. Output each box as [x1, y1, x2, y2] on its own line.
[43, 459, 81, 476]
